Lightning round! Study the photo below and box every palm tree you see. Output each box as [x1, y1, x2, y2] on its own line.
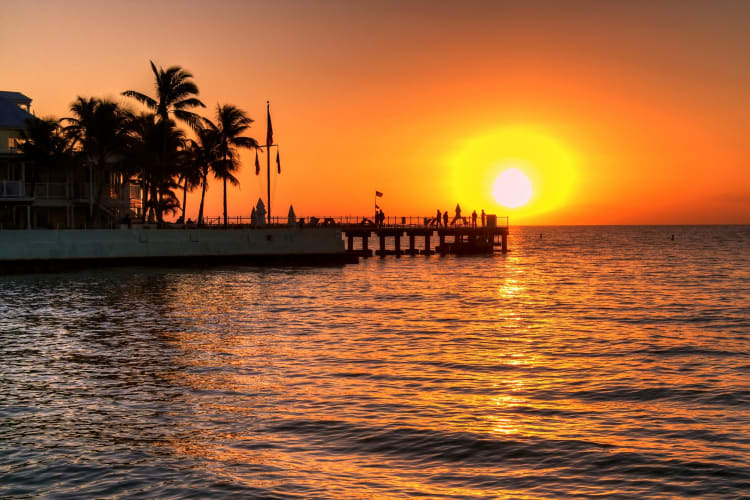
[63, 97, 133, 223]
[176, 148, 203, 223]
[128, 113, 186, 223]
[19, 117, 73, 198]
[122, 61, 205, 129]
[204, 105, 258, 226]
[184, 126, 219, 225]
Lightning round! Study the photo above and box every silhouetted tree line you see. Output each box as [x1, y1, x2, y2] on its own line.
[19, 61, 258, 226]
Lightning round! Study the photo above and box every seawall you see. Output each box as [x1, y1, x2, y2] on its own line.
[0, 227, 354, 273]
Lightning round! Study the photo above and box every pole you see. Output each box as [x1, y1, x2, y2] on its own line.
[266, 101, 271, 224]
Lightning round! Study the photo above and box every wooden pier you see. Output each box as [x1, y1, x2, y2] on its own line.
[339, 217, 509, 258]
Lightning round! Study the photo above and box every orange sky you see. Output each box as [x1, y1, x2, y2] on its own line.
[2, 0, 748, 224]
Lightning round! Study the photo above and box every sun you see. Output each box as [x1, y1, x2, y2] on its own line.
[493, 168, 532, 208]
[444, 125, 578, 219]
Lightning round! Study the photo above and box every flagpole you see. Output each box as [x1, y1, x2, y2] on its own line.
[266, 101, 271, 224]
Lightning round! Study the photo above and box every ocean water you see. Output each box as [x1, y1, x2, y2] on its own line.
[1, 225, 748, 498]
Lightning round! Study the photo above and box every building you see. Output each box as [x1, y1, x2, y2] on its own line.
[0, 91, 141, 229]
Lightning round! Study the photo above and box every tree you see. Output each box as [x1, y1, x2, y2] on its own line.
[128, 113, 185, 224]
[203, 105, 258, 226]
[19, 117, 72, 197]
[184, 126, 219, 225]
[177, 145, 203, 223]
[122, 61, 206, 224]
[122, 61, 205, 129]
[63, 97, 133, 223]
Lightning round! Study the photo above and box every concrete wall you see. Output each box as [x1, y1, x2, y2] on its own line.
[0, 227, 345, 261]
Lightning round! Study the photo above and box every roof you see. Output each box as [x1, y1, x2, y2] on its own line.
[0, 91, 32, 107]
[0, 93, 34, 129]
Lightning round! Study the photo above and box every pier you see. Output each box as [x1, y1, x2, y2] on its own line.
[202, 215, 510, 259]
[340, 219, 509, 258]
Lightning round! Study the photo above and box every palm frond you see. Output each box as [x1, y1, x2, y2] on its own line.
[150, 60, 160, 83]
[171, 82, 201, 100]
[199, 116, 218, 132]
[224, 171, 240, 187]
[173, 97, 206, 109]
[121, 90, 158, 110]
[173, 110, 204, 131]
[231, 136, 258, 149]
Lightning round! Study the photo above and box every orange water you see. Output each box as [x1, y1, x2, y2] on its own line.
[1, 225, 748, 498]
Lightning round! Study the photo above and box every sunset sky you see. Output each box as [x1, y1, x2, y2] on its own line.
[2, 0, 748, 224]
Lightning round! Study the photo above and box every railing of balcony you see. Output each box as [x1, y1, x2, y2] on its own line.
[7, 182, 141, 201]
[0, 180, 25, 198]
[26, 182, 67, 199]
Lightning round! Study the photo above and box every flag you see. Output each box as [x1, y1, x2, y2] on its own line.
[276, 149, 281, 174]
[266, 102, 273, 147]
[254, 150, 260, 175]
[375, 190, 383, 197]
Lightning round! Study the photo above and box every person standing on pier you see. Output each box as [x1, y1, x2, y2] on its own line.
[472, 210, 477, 228]
[436, 209, 441, 227]
[443, 210, 448, 228]
[481, 209, 486, 227]
[451, 204, 462, 226]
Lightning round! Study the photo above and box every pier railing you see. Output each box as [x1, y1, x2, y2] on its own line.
[200, 215, 509, 228]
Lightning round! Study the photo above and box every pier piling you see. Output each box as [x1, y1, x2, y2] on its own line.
[337, 219, 509, 260]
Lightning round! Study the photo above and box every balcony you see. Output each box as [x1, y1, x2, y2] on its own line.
[26, 182, 67, 199]
[0, 180, 25, 198]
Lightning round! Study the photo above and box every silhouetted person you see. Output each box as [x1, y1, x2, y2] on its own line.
[471, 210, 477, 228]
[481, 209, 485, 227]
[451, 203, 462, 226]
[443, 210, 448, 227]
[436, 209, 441, 227]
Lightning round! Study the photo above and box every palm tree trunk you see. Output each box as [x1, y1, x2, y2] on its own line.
[223, 177, 227, 227]
[157, 190, 164, 224]
[181, 177, 188, 223]
[198, 175, 207, 225]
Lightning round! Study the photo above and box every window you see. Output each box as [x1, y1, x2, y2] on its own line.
[8, 137, 22, 153]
